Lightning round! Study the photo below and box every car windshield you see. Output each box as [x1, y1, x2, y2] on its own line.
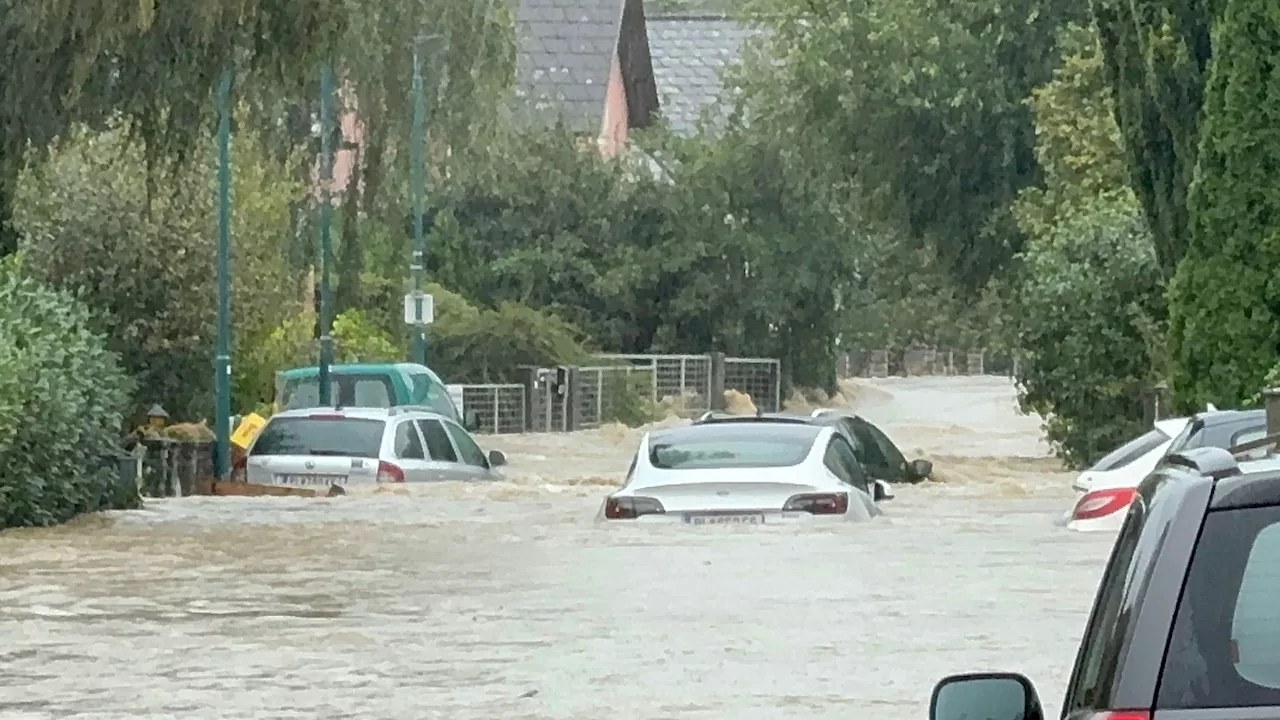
[1089, 427, 1171, 472]
[648, 425, 819, 470]
[251, 417, 385, 458]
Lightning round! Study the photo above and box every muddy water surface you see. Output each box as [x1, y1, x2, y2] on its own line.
[0, 376, 1117, 720]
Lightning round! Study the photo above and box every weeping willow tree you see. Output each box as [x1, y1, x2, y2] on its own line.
[0, 0, 347, 256]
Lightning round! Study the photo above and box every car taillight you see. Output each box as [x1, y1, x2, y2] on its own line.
[1071, 487, 1137, 521]
[783, 492, 849, 515]
[1085, 711, 1149, 720]
[231, 457, 247, 483]
[604, 496, 665, 519]
[376, 461, 405, 483]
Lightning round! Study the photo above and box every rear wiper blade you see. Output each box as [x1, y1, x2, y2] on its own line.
[308, 450, 352, 456]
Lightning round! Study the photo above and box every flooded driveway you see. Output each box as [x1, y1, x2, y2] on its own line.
[0, 376, 1117, 720]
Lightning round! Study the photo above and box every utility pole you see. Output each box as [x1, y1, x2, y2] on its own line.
[408, 35, 430, 366]
[317, 64, 336, 406]
[213, 67, 233, 480]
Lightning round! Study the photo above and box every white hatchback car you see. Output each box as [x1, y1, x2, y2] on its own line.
[237, 406, 507, 490]
[599, 419, 893, 524]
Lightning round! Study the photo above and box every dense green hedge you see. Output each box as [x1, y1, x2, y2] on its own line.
[1166, 0, 1280, 410]
[0, 257, 137, 529]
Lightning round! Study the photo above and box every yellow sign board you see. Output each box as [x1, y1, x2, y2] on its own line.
[230, 413, 267, 449]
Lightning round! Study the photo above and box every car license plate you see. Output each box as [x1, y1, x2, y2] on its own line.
[275, 474, 347, 487]
[683, 514, 764, 526]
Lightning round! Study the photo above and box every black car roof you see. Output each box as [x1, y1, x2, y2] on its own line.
[649, 421, 825, 444]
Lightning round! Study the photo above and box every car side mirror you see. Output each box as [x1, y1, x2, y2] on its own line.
[908, 458, 933, 481]
[929, 672, 1043, 720]
[873, 479, 895, 502]
[464, 410, 481, 432]
[487, 449, 506, 468]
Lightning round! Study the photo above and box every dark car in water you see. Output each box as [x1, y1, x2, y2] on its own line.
[927, 443, 1280, 720]
[694, 408, 933, 484]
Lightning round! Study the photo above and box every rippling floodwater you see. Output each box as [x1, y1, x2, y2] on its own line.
[0, 376, 1117, 720]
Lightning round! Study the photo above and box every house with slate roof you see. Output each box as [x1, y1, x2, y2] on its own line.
[513, 0, 660, 156]
[513, 0, 761, 153]
[646, 13, 762, 136]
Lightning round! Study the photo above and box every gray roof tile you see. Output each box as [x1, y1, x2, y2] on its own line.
[514, 0, 625, 132]
[647, 16, 764, 135]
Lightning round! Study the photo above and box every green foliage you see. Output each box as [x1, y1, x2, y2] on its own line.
[1166, 0, 1280, 409]
[1015, 201, 1163, 468]
[0, 0, 346, 255]
[14, 122, 305, 421]
[1090, 0, 1220, 272]
[431, 300, 594, 384]
[1011, 24, 1166, 467]
[0, 256, 137, 529]
[598, 370, 662, 428]
[734, 0, 1089, 289]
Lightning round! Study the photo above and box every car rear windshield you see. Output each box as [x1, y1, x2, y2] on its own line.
[1089, 428, 1170, 472]
[1157, 503, 1280, 709]
[251, 417, 385, 458]
[648, 426, 819, 470]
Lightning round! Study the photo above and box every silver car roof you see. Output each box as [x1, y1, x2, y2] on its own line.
[267, 406, 454, 422]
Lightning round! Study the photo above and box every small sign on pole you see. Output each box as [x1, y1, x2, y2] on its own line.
[404, 292, 435, 326]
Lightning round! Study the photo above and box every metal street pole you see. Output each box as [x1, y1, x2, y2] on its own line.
[317, 64, 336, 406]
[213, 67, 233, 480]
[409, 35, 428, 366]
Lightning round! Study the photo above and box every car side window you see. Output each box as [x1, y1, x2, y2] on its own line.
[1231, 426, 1270, 460]
[1062, 498, 1149, 713]
[443, 420, 488, 468]
[823, 436, 869, 492]
[1157, 506, 1280, 709]
[416, 419, 458, 462]
[845, 420, 889, 469]
[393, 421, 425, 460]
[859, 419, 908, 473]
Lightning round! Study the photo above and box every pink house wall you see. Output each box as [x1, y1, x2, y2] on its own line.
[597, 53, 630, 157]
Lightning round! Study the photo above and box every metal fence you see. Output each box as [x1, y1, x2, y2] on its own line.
[577, 365, 657, 428]
[595, 352, 781, 415]
[450, 383, 527, 434]
[836, 348, 1018, 379]
[724, 357, 782, 413]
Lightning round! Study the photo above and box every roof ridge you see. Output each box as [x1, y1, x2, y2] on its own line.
[646, 12, 736, 21]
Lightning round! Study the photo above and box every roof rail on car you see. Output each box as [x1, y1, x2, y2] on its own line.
[1164, 446, 1242, 480]
[1230, 432, 1280, 459]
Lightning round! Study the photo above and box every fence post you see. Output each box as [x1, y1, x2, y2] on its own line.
[562, 365, 581, 431]
[771, 360, 781, 413]
[708, 352, 727, 411]
[596, 369, 604, 424]
[515, 366, 537, 432]
[1265, 387, 1280, 437]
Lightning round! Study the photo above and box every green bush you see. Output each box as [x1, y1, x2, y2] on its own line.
[0, 256, 137, 528]
[1166, 0, 1280, 409]
[430, 298, 594, 383]
[1013, 200, 1164, 468]
[597, 369, 662, 427]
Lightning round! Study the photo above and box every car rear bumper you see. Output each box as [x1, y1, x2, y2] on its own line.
[597, 509, 859, 524]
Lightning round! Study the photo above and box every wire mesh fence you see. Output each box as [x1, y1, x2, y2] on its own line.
[453, 384, 527, 434]
[724, 357, 781, 412]
[576, 365, 658, 427]
[593, 353, 712, 410]
[836, 348, 1018, 379]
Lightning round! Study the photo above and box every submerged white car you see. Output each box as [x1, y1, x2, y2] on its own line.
[1059, 409, 1269, 532]
[1057, 417, 1188, 532]
[599, 419, 894, 525]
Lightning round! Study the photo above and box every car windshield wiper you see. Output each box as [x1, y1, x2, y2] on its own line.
[308, 449, 355, 456]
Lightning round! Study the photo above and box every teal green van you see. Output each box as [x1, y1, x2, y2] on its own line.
[274, 363, 467, 424]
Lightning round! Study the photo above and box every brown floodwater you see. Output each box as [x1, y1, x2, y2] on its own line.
[0, 375, 1116, 720]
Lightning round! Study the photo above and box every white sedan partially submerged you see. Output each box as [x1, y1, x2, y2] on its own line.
[598, 420, 894, 524]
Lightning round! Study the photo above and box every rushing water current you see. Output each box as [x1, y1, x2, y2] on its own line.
[0, 376, 1118, 720]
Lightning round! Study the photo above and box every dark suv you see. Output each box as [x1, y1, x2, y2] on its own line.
[929, 444, 1280, 720]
